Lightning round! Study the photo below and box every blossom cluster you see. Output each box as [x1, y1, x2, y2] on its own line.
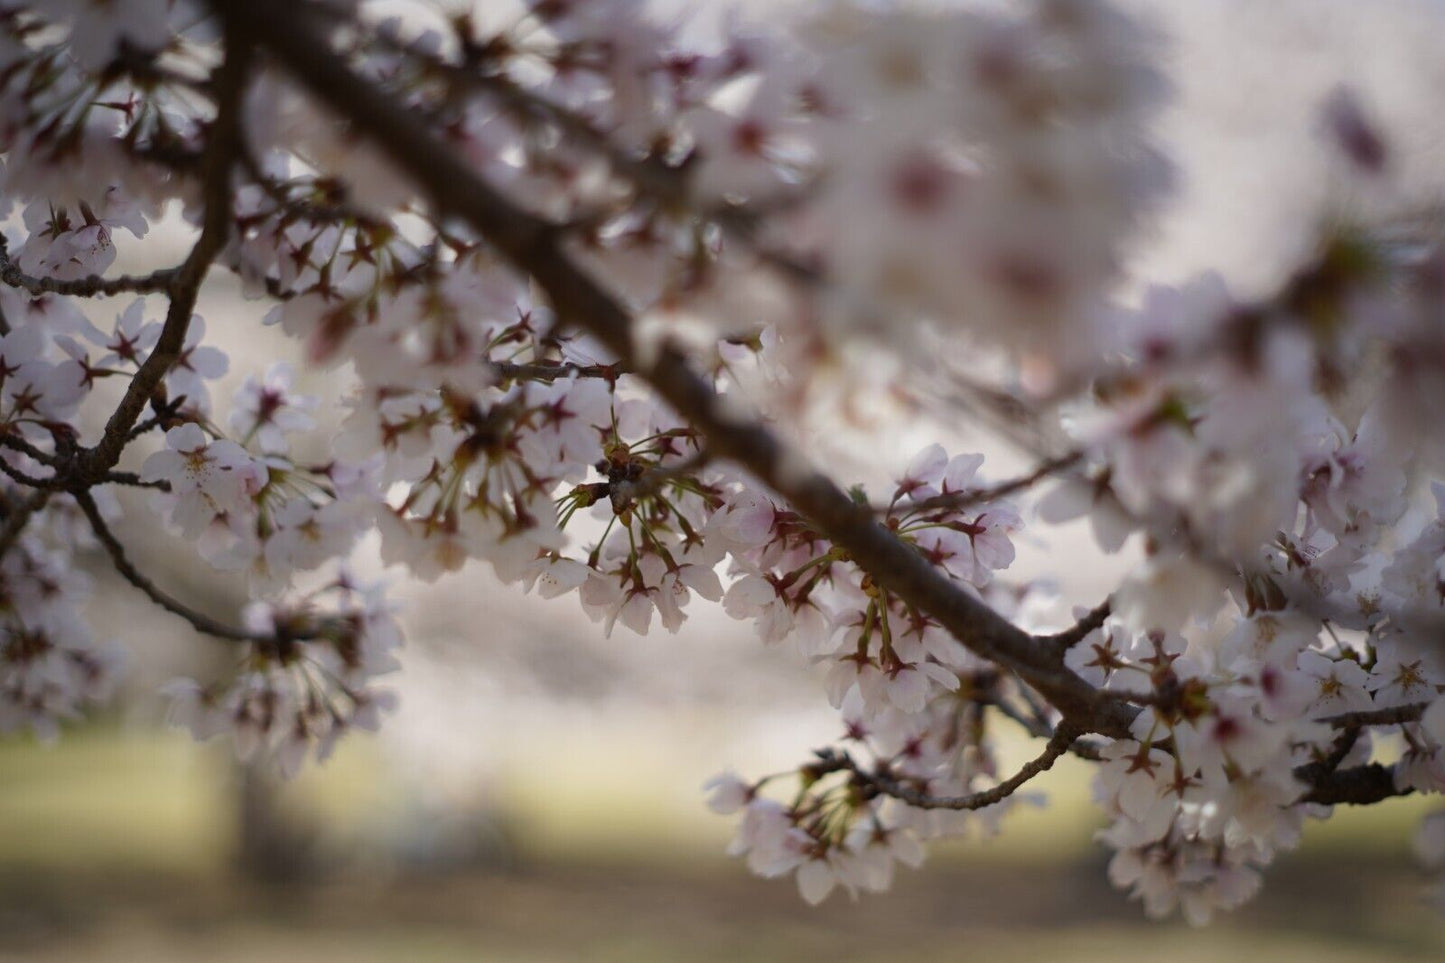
[0, 488, 121, 739]
[164, 574, 402, 778]
[0, 0, 1444, 928]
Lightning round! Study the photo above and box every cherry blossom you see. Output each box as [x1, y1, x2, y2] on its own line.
[141, 423, 266, 537]
[0, 0, 1444, 928]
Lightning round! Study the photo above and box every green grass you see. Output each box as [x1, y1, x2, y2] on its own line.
[0, 725, 1440, 962]
[0, 725, 1432, 874]
[0, 726, 230, 875]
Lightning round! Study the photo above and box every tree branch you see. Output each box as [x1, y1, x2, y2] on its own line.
[1297, 762, 1410, 806]
[217, 0, 1138, 739]
[74, 33, 252, 483]
[215, 2, 1439, 819]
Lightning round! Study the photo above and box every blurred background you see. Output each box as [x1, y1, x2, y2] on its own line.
[8, 0, 1445, 960]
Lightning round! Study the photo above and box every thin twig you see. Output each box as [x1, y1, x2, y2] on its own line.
[1318, 702, 1428, 729]
[237, 145, 388, 228]
[74, 490, 261, 643]
[0, 250, 176, 298]
[1043, 597, 1113, 651]
[0, 457, 55, 490]
[99, 470, 171, 492]
[341, 16, 825, 285]
[611, 448, 712, 506]
[1319, 726, 1362, 773]
[983, 693, 1104, 761]
[897, 451, 1085, 517]
[840, 724, 1079, 811]
[0, 453, 170, 494]
[0, 434, 59, 466]
[494, 360, 625, 383]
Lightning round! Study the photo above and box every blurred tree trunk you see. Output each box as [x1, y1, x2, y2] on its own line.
[236, 761, 317, 884]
